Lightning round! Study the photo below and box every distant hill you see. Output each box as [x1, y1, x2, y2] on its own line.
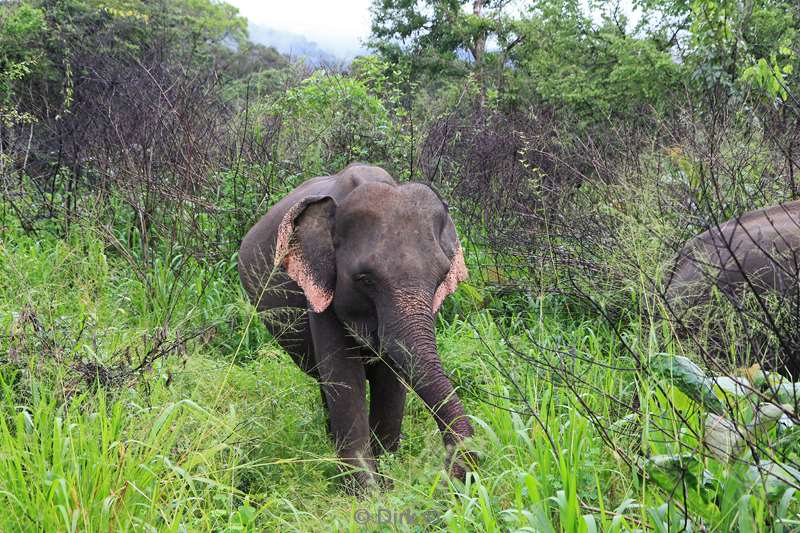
[247, 23, 343, 65]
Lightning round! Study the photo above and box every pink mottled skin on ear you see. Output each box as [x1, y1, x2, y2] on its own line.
[284, 254, 334, 313]
[274, 205, 334, 313]
[432, 245, 468, 313]
[274, 208, 297, 269]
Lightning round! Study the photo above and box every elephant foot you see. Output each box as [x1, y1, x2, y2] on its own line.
[377, 472, 394, 491]
[444, 442, 480, 483]
[341, 470, 380, 497]
[371, 431, 404, 458]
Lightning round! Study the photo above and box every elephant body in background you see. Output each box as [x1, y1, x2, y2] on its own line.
[665, 200, 800, 375]
[237, 164, 473, 489]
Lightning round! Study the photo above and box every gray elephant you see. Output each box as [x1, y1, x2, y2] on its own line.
[237, 163, 474, 490]
[665, 200, 800, 375]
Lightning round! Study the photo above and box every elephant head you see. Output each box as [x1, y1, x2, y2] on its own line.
[273, 181, 474, 476]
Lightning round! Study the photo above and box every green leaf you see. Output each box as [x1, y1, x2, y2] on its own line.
[705, 413, 744, 461]
[737, 494, 756, 533]
[748, 403, 790, 434]
[748, 461, 800, 501]
[707, 375, 752, 397]
[651, 355, 725, 414]
[642, 454, 720, 523]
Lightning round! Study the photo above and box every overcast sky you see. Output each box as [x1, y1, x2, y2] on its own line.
[227, 0, 373, 57]
[227, 1, 639, 58]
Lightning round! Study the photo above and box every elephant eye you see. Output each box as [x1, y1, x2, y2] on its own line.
[353, 273, 375, 286]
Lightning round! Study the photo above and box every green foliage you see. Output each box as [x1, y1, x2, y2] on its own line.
[741, 51, 795, 102]
[644, 355, 800, 532]
[633, 0, 800, 100]
[219, 42, 289, 101]
[369, 0, 521, 102]
[2, 207, 799, 530]
[0, 2, 45, 122]
[0, 2, 45, 80]
[0, 0, 249, 118]
[651, 355, 726, 414]
[370, 0, 487, 59]
[2, 0, 800, 531]
[370, 0, 799, 128]
[252, 57, 414, 177]
[509, 3, 682, 123]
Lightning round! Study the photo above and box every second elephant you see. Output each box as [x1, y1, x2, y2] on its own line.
[665, 200, 800, 376]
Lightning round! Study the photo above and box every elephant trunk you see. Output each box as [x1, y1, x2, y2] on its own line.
[382, 289, 474, 475]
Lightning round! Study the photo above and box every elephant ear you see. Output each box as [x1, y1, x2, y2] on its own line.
[274, 195, 337, 313]
[432, 213, 469, 313]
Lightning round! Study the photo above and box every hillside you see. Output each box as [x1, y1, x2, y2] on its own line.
[247, 23, 344, 65]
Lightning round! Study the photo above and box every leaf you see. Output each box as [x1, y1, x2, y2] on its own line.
[704, 413, 744, 461]
[642, 454, 703, 493]
[583, 513, 598, 533]
[642, 454, 719, 522]
[458, 282, 484, 306]
[737, 494, 756, 533]
[706, 375, 751, 397]
[776, 487, 797, 533]
[748, 461, 800, 501]
[748, 403, 790, 434]
[771, 383, 800, 407]
[651, 355, 725, 414]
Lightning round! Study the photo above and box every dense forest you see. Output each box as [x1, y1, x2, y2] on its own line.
[2, 0, 800, 530]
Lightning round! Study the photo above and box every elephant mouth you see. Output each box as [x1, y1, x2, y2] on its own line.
[343, 319, 380, 352]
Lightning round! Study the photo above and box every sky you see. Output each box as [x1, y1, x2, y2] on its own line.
[227, 0, 640, 58]
[227, 0, 373, 57]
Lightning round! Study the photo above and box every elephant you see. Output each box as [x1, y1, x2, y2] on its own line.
[237, 163, 474, 490]
[665, 199, 800, 375]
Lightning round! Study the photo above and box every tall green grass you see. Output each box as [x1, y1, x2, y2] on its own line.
[0, 226, 796, 531]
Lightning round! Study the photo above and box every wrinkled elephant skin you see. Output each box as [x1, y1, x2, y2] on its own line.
[665, 200, 800, 376]
[238, 164, 474, 491]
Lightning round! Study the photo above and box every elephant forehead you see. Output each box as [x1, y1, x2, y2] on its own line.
[358, 236, 449, 283]
[338, 183, 442, 231]
[336, 198, 447, 275]
[341, 216, 440, 257]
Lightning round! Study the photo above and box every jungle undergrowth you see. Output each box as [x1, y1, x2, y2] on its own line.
[0, 224, 791, 532]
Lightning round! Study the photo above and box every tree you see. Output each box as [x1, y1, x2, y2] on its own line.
[633, 0, 799, 102]
[369, 0, 522, 105]
[0, 2, 46, 115]
[505, 0, 682, 123]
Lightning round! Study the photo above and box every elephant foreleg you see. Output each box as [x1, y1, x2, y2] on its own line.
[367, 359, 407, 457]
[309, 311, 377, 492]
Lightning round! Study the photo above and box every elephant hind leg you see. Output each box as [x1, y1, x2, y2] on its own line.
[367, 360, 407, 457]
